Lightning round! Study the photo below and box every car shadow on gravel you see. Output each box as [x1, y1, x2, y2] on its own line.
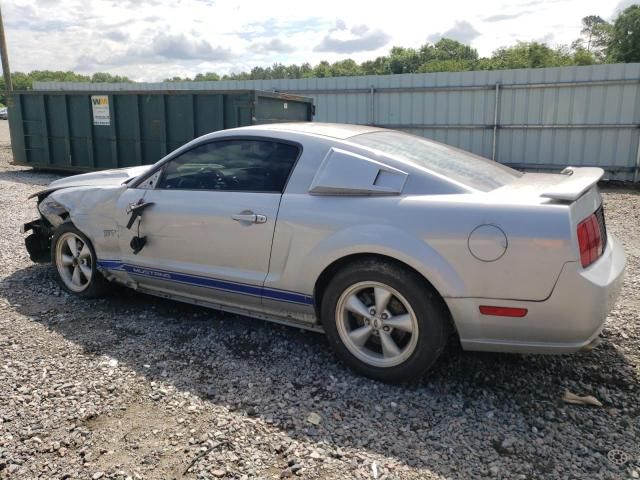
[3, 263, 639, 477]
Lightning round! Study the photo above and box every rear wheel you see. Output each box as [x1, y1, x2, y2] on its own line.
[52, 224, 108, 298]
[321, 259, 449, 382]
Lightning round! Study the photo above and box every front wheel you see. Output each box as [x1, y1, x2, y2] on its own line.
[321, 260, 449, 382]
[52, 223, 108, 298]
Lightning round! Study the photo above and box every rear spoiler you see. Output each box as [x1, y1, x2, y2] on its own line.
[540, 167, 604, 202]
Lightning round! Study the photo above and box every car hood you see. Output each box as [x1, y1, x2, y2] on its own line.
[48, 165, 152, 189]
[29, 165, 153, 199]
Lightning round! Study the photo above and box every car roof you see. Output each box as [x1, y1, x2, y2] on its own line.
[236, 122, 386, 140]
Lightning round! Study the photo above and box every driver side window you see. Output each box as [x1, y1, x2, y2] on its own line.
[156, 139, 300, 193]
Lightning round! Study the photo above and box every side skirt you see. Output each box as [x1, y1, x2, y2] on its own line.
[134, 284, 325, 334]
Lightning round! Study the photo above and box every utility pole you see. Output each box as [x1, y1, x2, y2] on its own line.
[0, 4, 12, 92]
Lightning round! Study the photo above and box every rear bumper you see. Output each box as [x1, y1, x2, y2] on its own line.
[447, 234, 626, 354]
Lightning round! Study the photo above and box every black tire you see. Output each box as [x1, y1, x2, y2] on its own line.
[51, 223, 109, 298]
[321, 259, 449, 382]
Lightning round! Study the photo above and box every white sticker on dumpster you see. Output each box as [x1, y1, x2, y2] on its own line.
[91, 95, 110, 126]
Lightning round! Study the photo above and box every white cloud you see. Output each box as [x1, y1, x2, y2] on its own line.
[2, 0, 624, 81]
[427, 21, 481, 44]
[251, 38, 296, 54]
[314, 22, 391, 53]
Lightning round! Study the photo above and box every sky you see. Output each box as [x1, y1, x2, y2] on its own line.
[3, 0, 635, 82]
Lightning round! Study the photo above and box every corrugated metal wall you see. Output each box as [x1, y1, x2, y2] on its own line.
[34, 63, 640, 181]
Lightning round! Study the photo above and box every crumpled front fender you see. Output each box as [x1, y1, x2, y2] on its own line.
[39, 186, 126, 245]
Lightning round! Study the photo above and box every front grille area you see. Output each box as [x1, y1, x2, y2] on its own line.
[595, 205, 608, 251]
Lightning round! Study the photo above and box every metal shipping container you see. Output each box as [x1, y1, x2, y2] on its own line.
[8, 90, 314, 171]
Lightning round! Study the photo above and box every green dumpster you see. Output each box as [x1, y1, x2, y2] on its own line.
[8, 89, 314, 171]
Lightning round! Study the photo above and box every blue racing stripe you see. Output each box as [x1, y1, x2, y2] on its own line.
[263, 288, 313, 305]
[97, 260, 125, 271]
[123, 264, 263, 297]
[97, 259, 313, 305]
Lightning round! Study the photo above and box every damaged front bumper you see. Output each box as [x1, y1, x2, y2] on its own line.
[21, 218, 52, 263]
[22, 192, 69, 263]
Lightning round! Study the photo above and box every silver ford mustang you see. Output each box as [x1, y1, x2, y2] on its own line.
[22, 123, 626, 382]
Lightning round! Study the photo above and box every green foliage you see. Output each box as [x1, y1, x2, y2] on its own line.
[90, 72, 131, 83]
[388, 46, 422, 74]
[161, 39, 483, 80]
[164, 72, 221, 82]
[0, 70, 131, 91]
[222, 71, 251, 80]
[312, 61, 333, 78]
[418, 59, 475, 73]
[430, 39, 479, 62]
[360, 56, 389, 75]
[328, 59, 362, 77]
[608, 5, 640, 63]
[572, 47, 597, 65]
[194, 72, 221, 81]
[574, 15, 612, 61]
[0, 70, 131, 105]
[490, 42, 573, 69]
[582, 16, 611, 50]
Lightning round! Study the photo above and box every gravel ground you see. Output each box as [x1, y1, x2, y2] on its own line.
[0, 120, 639, 480]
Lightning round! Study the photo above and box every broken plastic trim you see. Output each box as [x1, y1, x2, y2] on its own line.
[27, 187, 62, 200]
[22, 218, 53, 263]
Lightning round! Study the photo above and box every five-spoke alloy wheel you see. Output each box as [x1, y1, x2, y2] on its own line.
[321, 259, 450, 382]
[52, 223, 107, 298]
[336, 282, 419, 368]
[55, 231, 93, 292]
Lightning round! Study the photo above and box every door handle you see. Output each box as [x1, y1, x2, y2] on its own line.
[232, 213, 267, 224]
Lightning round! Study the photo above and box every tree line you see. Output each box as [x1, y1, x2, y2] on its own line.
[1, 5, 638, 93]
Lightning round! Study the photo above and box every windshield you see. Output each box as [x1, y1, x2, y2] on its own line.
[350, 131, 522, 192]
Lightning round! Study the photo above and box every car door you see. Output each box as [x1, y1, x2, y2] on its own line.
[116, 137, 300, 310]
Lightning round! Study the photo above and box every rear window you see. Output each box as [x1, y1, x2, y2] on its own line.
[350, 131, 522, 192]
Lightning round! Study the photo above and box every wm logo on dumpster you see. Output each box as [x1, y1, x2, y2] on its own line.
[91, 95, 110, 126]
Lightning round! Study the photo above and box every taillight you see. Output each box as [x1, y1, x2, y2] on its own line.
[577, 213, 603, 268]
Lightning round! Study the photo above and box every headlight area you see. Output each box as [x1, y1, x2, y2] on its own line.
[38, 197, 70, 227]
[21, 197, 69, 263]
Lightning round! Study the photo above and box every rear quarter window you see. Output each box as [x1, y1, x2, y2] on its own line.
[350, 131, 522, 192]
